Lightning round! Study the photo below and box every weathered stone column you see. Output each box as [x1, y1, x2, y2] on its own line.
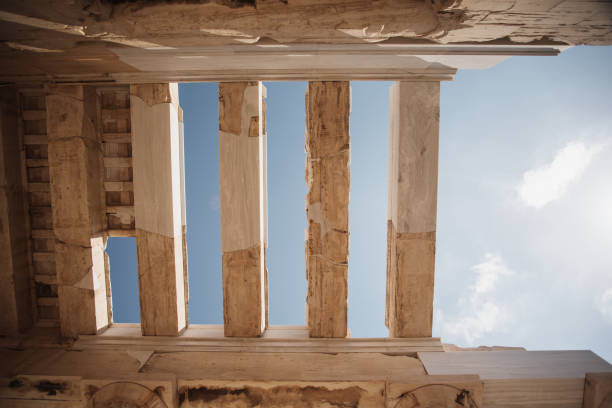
[0, 86, 33, 335]
[305, 81, 350, 338]
[178, 106, 189, 324]
[218, 81, 268, 337]
[46, 85, 109, 337]
[131, 83, 187, 336]
[386, 81, 439, 338]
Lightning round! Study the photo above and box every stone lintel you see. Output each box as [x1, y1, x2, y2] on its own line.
[386, 81, 440, 338]
[131, 83, 187, 336]
[305, 81, 350, 338]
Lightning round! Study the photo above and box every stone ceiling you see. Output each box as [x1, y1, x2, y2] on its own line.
[0, 0, 610, 81]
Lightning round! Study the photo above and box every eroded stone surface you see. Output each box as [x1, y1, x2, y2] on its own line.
[218, 82, 267, 337]
[131, 83, 179, 107]
[178, 381, 383, 408]
[46, 85, 109, 337]
[90, 381, 169, 408]
[143, 352, 427, 381]
[386, 81, 439, 338]
[305, 81, 350, 338]
[222, 245, 264, 337]
[388, 376, 483, 408]
[387, 230, 437, 338]
[3, 0, 610, 48]
[136, 228, 185, 336]
[131, 84, 187, 336]
[1, 1, 610, 81]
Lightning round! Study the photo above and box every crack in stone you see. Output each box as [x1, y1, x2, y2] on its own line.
[308, 254, 348, 267]
[307, 146, 350, 162]
[55, 238, 92, 250]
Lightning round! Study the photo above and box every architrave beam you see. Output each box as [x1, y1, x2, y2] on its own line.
[305, 81, 350, 338]
[218, 81, 268, 337]
[131, 83, 187, 336]
[386, 81, 440, 338]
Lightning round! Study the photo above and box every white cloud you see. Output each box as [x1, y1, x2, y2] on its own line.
[444, 301, 506, 344]
[598, 288, 612, 324]
[472, 253, 513, 294]
[517, 141, 605, 209]
[440, 253, 514, 344]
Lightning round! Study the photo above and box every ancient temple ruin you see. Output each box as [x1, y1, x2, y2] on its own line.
[1, 1, 612, 406]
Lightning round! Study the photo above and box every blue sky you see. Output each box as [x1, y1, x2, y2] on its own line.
[107, 45, 612, 363]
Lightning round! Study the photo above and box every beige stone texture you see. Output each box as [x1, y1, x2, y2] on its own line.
[178, 380, 384, 408]
[131, 93, 182, 239]
[305, 81, 350, 338]
[386, 81, 439, 338]
[222, 245, 264, 337]
[135, 229, 184, 337]
[100, 86, 135, 234]
[87, 380, 173, 408]
[143, 351, 426, 381]
[583, 372, 612, 408]
[2, 347, 610, 407]
[387, 229, 436, 338]
[182, 225, 189, 326]
[0, 1, 609, 83]
[131, 82, 179, 107]
[46, 85, 109, 337]
[218, 84, 265, 252]
[388, 82, 439, 234]
[421, 350, 612, 407]
[388, 375, 484, 408]
[2, 1, 609, 51]
[131, 83, 187, 336]
[179, 105, 189, 324]
[218, 81, 267, 337]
